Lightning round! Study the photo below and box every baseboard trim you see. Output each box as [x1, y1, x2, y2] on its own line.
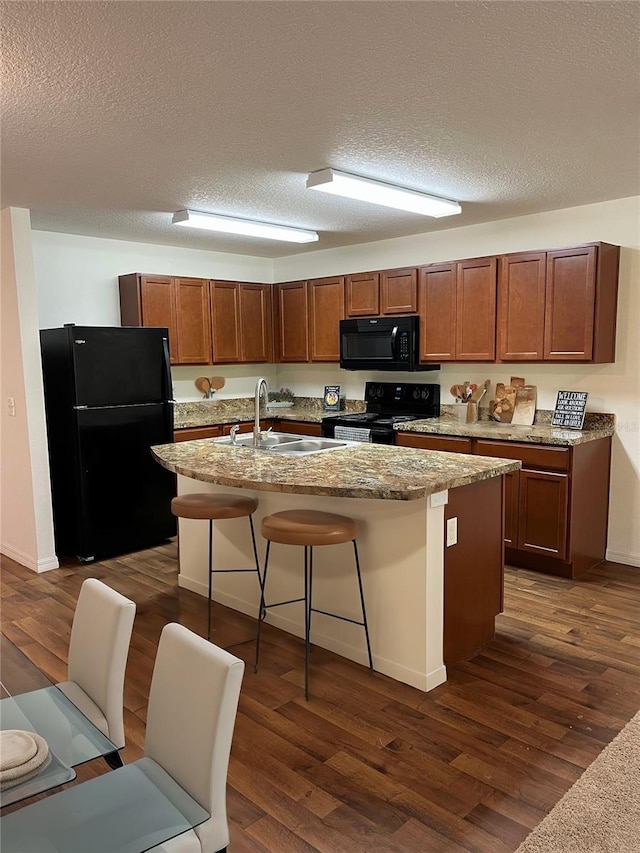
[605, 549, 640, 568]
[0, 543, 59, 573]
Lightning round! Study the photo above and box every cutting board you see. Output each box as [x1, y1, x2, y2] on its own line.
[511, 385, 537, 425]
[490, 383, 517, 423]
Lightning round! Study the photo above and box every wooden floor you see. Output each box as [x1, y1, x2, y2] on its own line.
[2, 545, 640, 852]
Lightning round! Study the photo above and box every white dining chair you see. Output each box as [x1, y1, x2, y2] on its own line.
[145, 623, 245, 853]
[56, 577, 136, 767]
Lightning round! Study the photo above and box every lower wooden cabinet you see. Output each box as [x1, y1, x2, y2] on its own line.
[396, 431, 612, 578]
[174, 425, 223, 442]
[271, 419, 323, 437]
[174, 418, 323, 443]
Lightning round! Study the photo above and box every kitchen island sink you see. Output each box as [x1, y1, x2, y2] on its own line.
[214, 432, 354, 455]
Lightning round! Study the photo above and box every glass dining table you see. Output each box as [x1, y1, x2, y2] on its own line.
[0, 633, 117, 808]
[0, 634, 209, 852]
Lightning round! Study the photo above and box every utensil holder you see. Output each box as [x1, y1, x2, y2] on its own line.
[466, 401, 479, 423]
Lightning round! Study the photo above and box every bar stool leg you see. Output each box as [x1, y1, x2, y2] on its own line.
[207, 519, 214, 641]
[254, 540, 270, 673]
[304, 545, 312, 701]
[248, 515, 263, 593]
[353, 540, 373, 670]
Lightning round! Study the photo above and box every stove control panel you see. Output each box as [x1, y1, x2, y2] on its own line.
[364, 381, 440, 414]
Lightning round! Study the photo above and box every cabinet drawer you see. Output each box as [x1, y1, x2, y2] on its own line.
[174, 426, 222, 442]
[396, 433, 473, 453]
[475, 440, 569, 472]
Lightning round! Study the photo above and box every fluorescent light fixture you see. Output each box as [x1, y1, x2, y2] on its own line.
[172, 209, 318, 243]
[306, 169, 461, 218]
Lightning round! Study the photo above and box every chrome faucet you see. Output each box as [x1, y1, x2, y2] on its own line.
[253, 377, 269, 446]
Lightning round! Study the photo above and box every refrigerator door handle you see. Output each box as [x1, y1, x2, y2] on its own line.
[162, 336, 172, 400]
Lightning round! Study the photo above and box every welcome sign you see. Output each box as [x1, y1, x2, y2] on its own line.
[552, 390, 588, 429]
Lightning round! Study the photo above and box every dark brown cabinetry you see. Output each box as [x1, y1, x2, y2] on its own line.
[119, 274, 211, 365]
[345, 272, 380, 317]
[271, 419, 323, 437]
[419, 257, 497, 362]
[498, 242, 619, 363]
[396, 432, 612, 579]
[309, 277, 345, 361]
[274, 282, 310, 363]
[210, 281, 271, 363]
[381, 267, 418, 314]
[274, 278, 344, 363]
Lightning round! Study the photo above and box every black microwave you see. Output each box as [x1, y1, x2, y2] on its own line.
[339, 316, 439, 372]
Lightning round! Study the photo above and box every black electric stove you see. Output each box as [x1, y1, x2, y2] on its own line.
[322, 381, 440, 445]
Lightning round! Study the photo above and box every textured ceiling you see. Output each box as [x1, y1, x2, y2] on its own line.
[2, 1, 639, 258]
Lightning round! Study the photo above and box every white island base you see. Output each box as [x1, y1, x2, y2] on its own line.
[175, 474, 448, 692]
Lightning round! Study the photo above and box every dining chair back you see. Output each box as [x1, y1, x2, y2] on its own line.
[145, 623, 245, 853]
[56, 578, 136, 751]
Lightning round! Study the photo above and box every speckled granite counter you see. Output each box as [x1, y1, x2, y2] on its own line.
[395, 410, 615, 446]
[174, 397, 364, 429]
[152, 440, 520, 501]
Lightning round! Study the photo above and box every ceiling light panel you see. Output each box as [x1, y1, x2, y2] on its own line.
[172, 210, 319, 243]
[306, 169, 462, 218]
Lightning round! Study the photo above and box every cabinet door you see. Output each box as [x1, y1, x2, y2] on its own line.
[174, 426, 222, 442]
[239, 283, 271, 363]
[345, 272, 380, 316]
[544, 246, 597, 360]
[210, 281, 241, 363]
[497, 253, 546, 361]
[271, 420, 323, 437]
[274, 282, 310, 362]
[139, 276, 178, 363]
[517, 469, 569, 559]
[503, 469, 520, 548]
[380, 268, 418, 314]
[396, 433, 473, 453]
[419, 264, 457, 361]
[455, 257, 497, 361]
[309, 277, 344, 362]
[174, 278, 211, 364]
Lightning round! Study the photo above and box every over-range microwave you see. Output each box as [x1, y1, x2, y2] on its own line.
[339, 316, 439, 372]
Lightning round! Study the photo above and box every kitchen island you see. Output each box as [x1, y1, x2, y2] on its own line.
[152, 439, 519, 692]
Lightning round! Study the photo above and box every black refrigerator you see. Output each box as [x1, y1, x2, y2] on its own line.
[40, 324, 177, 562]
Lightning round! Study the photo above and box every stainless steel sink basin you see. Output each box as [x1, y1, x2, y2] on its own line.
[214, 432, 355, 456]
[270, 439, 349, 454]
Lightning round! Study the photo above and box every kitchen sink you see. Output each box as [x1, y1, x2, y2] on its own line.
[214, 432, 355, 456]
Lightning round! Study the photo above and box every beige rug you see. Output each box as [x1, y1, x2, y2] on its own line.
[515, 709, 640, 853]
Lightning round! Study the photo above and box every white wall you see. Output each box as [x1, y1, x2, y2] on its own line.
[29, 196, 640, 567]
[32, 230, 273, 328]
[1, 208, 57, 571]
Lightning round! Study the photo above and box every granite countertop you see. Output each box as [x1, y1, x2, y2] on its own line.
[173, 397, 363, 429]
[395, 410, 615, 447]
[152, 440, 520, 501]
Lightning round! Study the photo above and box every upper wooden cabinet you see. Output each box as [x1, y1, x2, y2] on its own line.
[274, 281, 310, 362]
[498, 243, 619, 362]
[119, 274, 211, 365]
[274, 278, 344, 363]
[497, 253, 546, 361]
[209, 281, 271, 364]
[381, 267, 418, 314]
[345, 271, 380, 317]
[308, 276, 345, 361]
[419, 257, 497, 362]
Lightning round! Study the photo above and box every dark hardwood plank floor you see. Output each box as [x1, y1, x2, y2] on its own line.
[1, 545, 639, 851]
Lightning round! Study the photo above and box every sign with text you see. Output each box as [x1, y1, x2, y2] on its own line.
[323, 385, 341, 411]
[552, 390, 588, 429]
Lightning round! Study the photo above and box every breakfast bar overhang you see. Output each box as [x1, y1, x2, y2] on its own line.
[152, 440, 520, 692]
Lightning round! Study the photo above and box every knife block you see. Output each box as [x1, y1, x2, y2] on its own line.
[466, 401, 479, 423]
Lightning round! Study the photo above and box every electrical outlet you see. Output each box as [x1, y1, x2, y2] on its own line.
[446, 516, 458, 547]
[7, 397, 16, 417]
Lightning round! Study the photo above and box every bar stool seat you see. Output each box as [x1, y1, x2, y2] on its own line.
[256, 509, 373, 700]
[171, 493, 257, 520]
[261, 509, 356, 546]
[171, 493, 261, 641]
